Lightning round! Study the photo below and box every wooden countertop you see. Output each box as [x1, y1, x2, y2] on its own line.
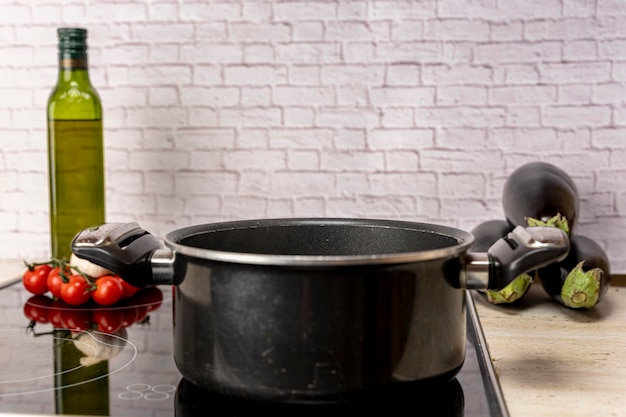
[1, 259, 624, 416]
[473, 278, 626, 417]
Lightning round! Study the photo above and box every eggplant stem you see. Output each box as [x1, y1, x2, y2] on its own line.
[483, 273, 533, 304]
[560, 261, 602, 309]
[525, 212, 569, 234]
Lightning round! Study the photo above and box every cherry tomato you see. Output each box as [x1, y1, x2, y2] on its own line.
[117, 276, 140, 299]
[47, 266, 70, 299]
[61, 275, 92, 306]
[22, 264, 52, 295]
[92, 275, 124, 306]
[92, 308, 123, 333]
[23, 295, 53, 323]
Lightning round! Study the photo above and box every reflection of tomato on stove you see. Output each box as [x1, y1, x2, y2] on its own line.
[22, 294, 53, 324]
[23, 286, 165, 335]
[48, 300, 92, 331]
[92, 308, 124, 333]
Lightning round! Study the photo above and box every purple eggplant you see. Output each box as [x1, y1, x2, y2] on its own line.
[470, 220, 534, 304]
[471, 220, 512, 252]
[537, 235, 611, 309]
[502, 161, 579, 235]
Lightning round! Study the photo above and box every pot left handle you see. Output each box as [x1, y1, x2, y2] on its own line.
[70, 223, 174, 287]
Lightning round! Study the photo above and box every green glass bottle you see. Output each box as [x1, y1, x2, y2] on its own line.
[48, 28, 109, 416]
[48, 27, 105, 261]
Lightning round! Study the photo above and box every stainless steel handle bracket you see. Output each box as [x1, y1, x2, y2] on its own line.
[462, 252, 490, 289]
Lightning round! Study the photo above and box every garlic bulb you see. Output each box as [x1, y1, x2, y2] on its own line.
[70, 253, 112, 278]
[73, 328, 128, 367]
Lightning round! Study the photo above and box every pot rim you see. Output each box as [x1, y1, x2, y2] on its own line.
[163, 217, 474, 267]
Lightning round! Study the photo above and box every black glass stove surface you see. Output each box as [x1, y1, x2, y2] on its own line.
[0, 280, 507, 417]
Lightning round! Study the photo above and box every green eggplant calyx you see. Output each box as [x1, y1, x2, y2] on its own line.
[525, 212, 570, 234]
[483, 273, 533, 304]
[560, 261, 602, 309]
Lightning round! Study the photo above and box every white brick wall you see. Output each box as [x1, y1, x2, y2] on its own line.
[1, 0, 625, 273]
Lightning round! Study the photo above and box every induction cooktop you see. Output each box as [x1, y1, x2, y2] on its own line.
[0, 275, 508, 417]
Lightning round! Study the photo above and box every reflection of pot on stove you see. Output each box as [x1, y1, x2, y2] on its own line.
[174, 377, 464, 417]
[72, 328, 128, 366]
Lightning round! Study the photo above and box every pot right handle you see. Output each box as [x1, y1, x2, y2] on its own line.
[70, 223, 173, 287]
[464, 226, 570, 290]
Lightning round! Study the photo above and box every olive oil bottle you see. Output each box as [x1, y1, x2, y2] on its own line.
[48, 27, 105, 260]
[48, 28, 109, 416]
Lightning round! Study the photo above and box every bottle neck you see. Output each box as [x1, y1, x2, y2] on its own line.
[60, 55, 88, 70]
[57, 54, 91, 85]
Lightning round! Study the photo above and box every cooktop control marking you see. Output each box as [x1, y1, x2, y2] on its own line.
[119, 383, 176, 401]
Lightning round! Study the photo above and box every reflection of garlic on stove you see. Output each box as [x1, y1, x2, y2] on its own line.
[69, 253, 112, 278]
[73, 328, 128, 367]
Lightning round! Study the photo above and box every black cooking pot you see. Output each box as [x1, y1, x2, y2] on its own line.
[71, 218, 568, 402]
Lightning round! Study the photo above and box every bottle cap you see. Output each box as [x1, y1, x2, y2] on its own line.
[57, 27, 88, 66]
